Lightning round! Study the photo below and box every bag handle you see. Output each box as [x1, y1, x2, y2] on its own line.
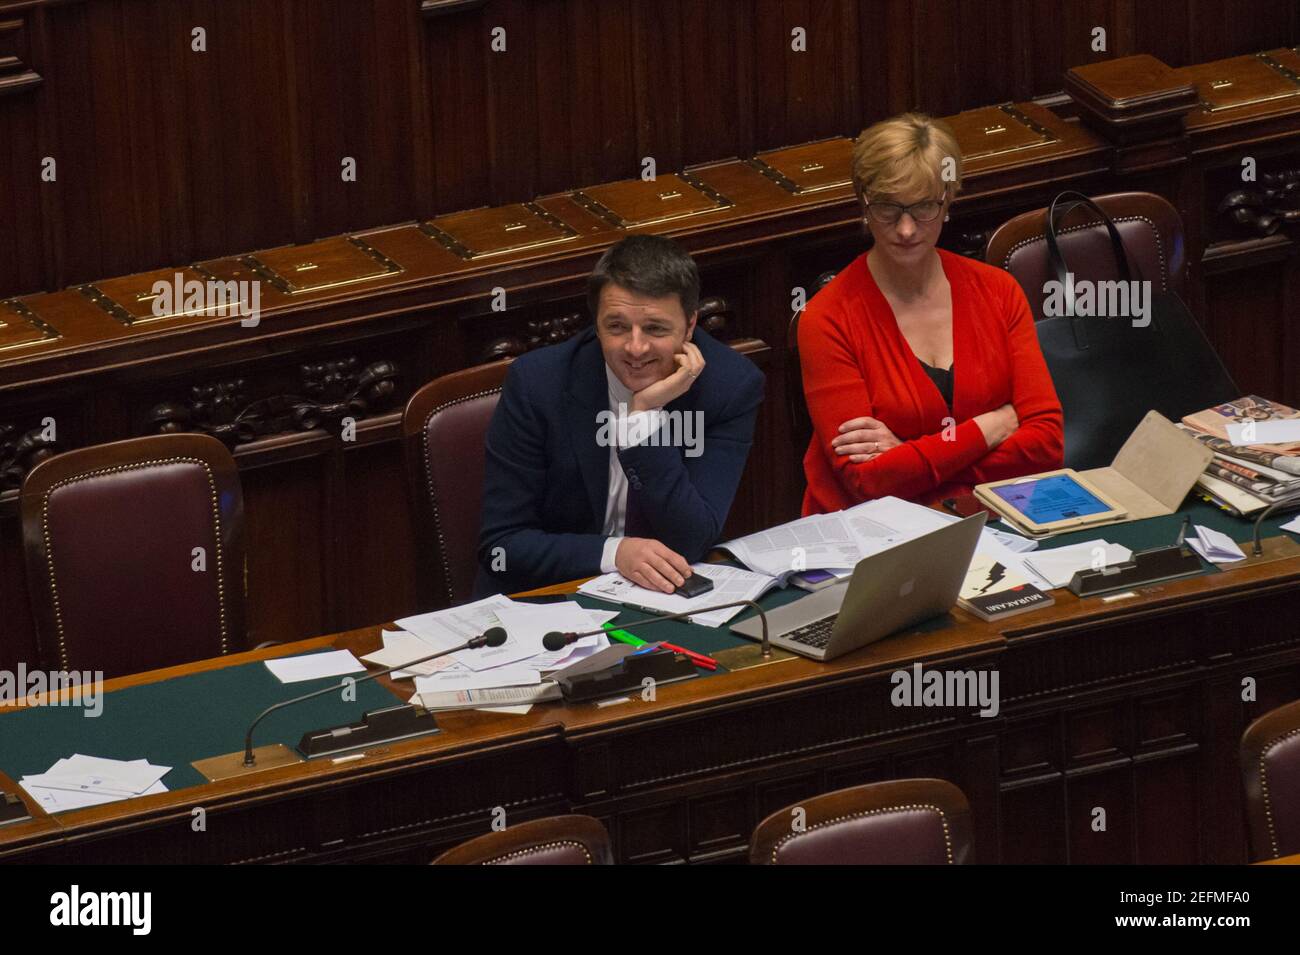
[1044, 191, 1135, 349]
[1045, 190, 1134, 292]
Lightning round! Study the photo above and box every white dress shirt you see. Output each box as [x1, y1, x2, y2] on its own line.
[598, 365, 664, 572]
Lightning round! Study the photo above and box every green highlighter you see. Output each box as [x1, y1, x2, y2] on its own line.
[601, 622, 647, 648]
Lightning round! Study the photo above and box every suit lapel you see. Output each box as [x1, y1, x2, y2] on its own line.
[565, 330, 612, 529]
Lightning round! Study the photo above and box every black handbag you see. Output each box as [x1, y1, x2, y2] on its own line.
[1036, 191, 1239, 469]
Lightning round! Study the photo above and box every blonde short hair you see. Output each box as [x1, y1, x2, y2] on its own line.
[851, 113, 962, 202]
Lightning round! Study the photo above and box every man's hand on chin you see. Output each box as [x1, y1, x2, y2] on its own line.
[629, 341, 705, 414]
[616, 537, 691, 594]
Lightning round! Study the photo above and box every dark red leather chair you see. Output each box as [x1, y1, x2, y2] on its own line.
[431, 814, 612, 865]
[984, 190, 1187, 316]
[402, 360, 512, 608]
[749, 778, 973, 865]
[1241, 698, 1300, 861]
[20, 433, 246, 679]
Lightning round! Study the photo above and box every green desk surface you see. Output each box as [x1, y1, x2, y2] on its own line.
[0, 652, 397, 799]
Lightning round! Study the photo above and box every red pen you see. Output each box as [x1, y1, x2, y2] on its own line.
[659, 642, 717, 671]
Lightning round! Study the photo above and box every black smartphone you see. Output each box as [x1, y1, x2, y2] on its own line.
[673, 572, 714, 599]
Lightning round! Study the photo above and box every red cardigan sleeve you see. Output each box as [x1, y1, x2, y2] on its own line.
[799, 301, 991, 502]
[949, 277, 1064, 486]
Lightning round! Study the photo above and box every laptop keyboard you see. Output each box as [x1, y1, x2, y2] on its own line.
[784, 614, 839, 650]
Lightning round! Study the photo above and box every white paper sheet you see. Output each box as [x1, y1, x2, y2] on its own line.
[1226, 419, 1300, 445]
[264, 649, 365, 684]
[395, 593, 517, 648]
[841, 496, 955, 558]
[1023, 541, 1133, 589]
[22, 779, 167, 813]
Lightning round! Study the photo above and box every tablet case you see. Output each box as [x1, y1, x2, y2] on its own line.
[976, 411, 1212, 535]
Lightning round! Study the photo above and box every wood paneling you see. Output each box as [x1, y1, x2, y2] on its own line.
[3, 0, 1298, 298]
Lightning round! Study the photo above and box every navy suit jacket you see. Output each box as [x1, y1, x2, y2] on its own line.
[474, 326, 765, 597]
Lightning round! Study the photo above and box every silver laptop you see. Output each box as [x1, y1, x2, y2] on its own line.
[730, 512, 986, 661]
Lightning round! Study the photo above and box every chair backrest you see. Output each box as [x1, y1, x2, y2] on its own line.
[1241, 698, 1300, 861]
[984, 190, 1186, 315]
[402, 360, 512, 608]
[787, 310, 811, 450]
[431, 814, 612, 865]
[749, 778, 973, 865]
[20, 433, 246, 679]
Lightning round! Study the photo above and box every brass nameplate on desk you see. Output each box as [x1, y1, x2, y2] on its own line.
[75, 265, 246, 326]
[239, 236, 403, 295]
[745, 139, 854, 195]
[0, 298, 60, 351]
[712, 643, 796, 671]
[571, 172, 732, 229]
[1180, 52, 1300, 114]
[419, 202, 579, 259]
[947, 103, 1059, 162]
[193, 743, 303, 782]
[1235, 533, 1300, 568]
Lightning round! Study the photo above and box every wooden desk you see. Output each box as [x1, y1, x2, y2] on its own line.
[2, 547, 1299, 865]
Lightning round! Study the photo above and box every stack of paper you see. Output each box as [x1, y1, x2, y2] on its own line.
[384, 596, 621, 713]
[1021, 541, 1133, 589]
[577, 562, 779, 627]
[1179, 397, 1300, 516]
[720, 495, 957, 581]
[20, 755, 171, 813]
[719, 513, 860, 580]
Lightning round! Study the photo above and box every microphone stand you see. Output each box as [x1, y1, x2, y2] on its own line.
[239, 628, 507, 767]
[1251, 490, 1300, 558]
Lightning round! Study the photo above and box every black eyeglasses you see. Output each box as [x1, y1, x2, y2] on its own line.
[863, 194, 946, 225]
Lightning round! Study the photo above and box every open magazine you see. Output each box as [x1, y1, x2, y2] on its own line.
[1182, 396, 1300, 457]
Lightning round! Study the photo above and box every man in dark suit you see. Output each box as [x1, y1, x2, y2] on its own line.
[475, 235, 765, 597]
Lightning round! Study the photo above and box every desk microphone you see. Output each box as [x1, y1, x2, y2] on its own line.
[1252, 491, 1300, 557]
[543, 600, 772, 659]
[239, 627, 508, 767]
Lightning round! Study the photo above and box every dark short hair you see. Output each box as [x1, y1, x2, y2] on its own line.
[586, 235, 700, 322]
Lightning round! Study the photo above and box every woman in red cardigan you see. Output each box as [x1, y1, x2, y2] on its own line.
[800, 113, 1063, 515]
